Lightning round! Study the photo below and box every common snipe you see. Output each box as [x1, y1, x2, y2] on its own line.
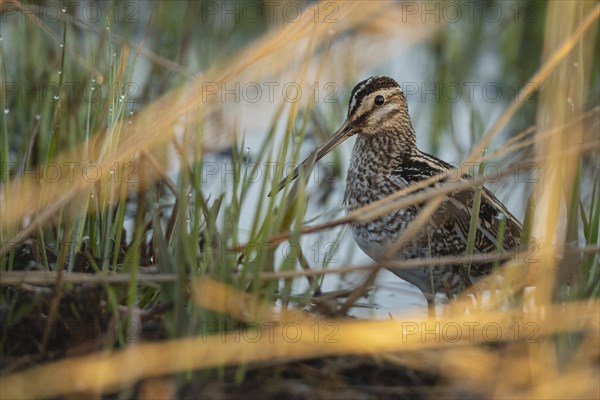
[279, 76, 522, 316]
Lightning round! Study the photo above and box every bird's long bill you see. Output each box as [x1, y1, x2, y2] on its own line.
[270, 119, 353, 196]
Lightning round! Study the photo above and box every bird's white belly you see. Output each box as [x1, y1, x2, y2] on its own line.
[349, 208, 419, 262]
[351, 219, 437, 295]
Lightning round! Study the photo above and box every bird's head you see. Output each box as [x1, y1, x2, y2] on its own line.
[345, 76, 411, 135]
[272, 76, 415, 195]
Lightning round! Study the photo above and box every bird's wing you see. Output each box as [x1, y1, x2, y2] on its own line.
[442, 186, 523, 252]
[387, 153, 523, 254]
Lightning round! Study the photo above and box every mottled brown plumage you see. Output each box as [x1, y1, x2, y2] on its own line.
[281, 76, 522, 315]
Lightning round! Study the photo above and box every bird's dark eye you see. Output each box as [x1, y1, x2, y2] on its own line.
[374, 95, 385, 106]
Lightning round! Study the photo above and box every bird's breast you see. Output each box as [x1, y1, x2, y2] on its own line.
[344, 161, 418, 261]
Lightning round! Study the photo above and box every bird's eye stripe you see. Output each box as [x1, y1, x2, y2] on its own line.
[347, 76, 401, 117]
[349, 77, 376, 115]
